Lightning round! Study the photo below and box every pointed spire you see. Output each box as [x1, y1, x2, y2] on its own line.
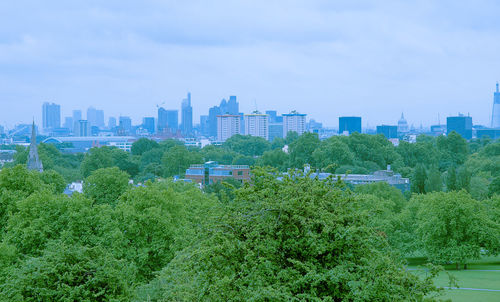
[400, 112, 405, 120]
[27, 121, 43, 172]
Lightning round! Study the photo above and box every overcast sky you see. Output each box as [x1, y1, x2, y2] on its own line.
[1, 0, 499, 128]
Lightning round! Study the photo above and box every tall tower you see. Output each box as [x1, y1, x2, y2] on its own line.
[492, 82, 500, 128]
[181, 92, 193, 136]
[27, 122, 43, 172]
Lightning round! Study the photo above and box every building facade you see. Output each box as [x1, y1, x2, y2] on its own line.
[492, 82, 500, 128]
[397, 113, 409, 134]
[244, 111, 268, 140]
[447, 115, 472, 139]
[181, 92, 193, 136]
[217, 114, 241, 142]
[42, 102, 61, 131]
[339, 116, 361, 135]
[377, 125, 398, 139]
[185, 161, 250, 186]
[282, 111, 306, 137]
[158, 108, 178, 134]
[142, 117, 155, 134]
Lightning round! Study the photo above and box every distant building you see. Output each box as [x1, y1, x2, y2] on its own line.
[266, 110, 278, 123]
[207, 96, 239, 138]
[217, 115, 241, 142]
[43, 136, 136, 153]
[119, 116, 132, 133]
[492, 82, 500, 128]
[476, 128, 500, 140]
[181, 92, 193, 136]
[282, 111, 306, 137]
[87, 107, 105, 128]
[78, 120, 89, 137]
[430, 124, 446, 136]
[377, 125, 398, 139]
[142, 117, 155, 134]
[63, 117, 73, 131]
[27, 122, 43, 172]
[339, 116, 361, 135]
[307, 119, 323, 132]
[108, 117, 117, 129]
[200, 115, 209, 137]
[42, 102, 61, 131]
[447, 114, 472, 139]
[244, 111, 268, 140]
[397, 113, 409, 134]
[185, 161, 250, 186]
[268, 123, 284, 141]
[158, 108, 178, 134]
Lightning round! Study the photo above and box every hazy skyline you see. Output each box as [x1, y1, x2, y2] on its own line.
[1, 0, 499, 128]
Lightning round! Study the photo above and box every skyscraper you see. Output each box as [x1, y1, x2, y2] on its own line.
[42, 102, 61, 130]
[108, 117, 117, 129]
[217, 115, 241, 142]
[119, 116, 132, 133]
[282, 111, 306, 137]
[158, 108, 178, 133]
[78, 120, 89, 137]
[339, 117, 361, 135]
[244, 111, 269, 140]
[200, 115, 209, 137]
[377, 125, 398, 139]
[181, 92, 193, 136]
[492, 82, 500, 128]
[72, 110, 82, 134]
[87, 107, 105, 128]
[63, 117, 73, 130]
[447, 114, 472, 139]
[142, 117, 155, 134]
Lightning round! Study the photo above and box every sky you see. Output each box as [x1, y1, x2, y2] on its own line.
[1, 0, 499, 129]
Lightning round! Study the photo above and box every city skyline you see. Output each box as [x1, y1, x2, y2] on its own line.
[1, 1, 500, 128]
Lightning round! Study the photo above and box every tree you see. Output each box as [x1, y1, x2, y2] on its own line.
[80, 147, 114, 178]
[415, 191, 500, 269]
[489, 176, 500, 197]
[425, 166, 442, 193]
[141, 170, 440, 301]
[312, 137, 354, 170]
[288, 132, 320, 168]
[111, 148, 139, 177]
[83, 167, 130, 206]
[131, 138, 159, 156]
[40, 170, 67, 194]
[256, 149, 289, 171]
[446, 166, 457, 191]
[162, 145, 202, 177]
[223, 134, 271, 157]
[412, 164, 427, 194]
[457, 166, 471, 192]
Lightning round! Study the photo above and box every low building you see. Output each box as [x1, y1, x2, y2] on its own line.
[185, 161, 250, 186]
[43, 136, 136, 153]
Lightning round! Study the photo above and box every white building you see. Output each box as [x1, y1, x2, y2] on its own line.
[217, 115, 241, 142]
[244, 111, 268, 140]
[282, 111, 306, 137]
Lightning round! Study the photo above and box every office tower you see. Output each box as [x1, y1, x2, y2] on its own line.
[63, 117, 73, 130]
[397, 113, 409, 134]
[268, 123, 284, 141]
[119, 116, 132, 133]
[208, 106, 221, 137]
[217, 115, 241, 142]
[72, 110, 82, 121]
[108, 117, 117, 129]
[492, 82, 500, 128]
[282, 111, 306, 137]
[200, 115, 209, 137]
[158, 107, 178, 133]
[308, 119, 323, 132]
[219, 96, 239, 115]
[42, 102, 61, 130]
[377, 125, 398, 139]
[447, 114, 472, 139]
[339, 116, 361, 135]
[244, 111, 269, 140]
[181, 92, 193, 135]
[78, 120, 89, 137]
[87, 107, 105, 128]
[266, 110, 278, 123]
[142, 117, 155, 134]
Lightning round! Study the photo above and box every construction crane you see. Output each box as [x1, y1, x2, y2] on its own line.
[156, 101, 166, 109]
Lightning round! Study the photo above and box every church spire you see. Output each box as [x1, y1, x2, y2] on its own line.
[27, 121, 43, 172]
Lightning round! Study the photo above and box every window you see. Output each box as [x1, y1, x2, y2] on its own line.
[238, 171, 243, 176]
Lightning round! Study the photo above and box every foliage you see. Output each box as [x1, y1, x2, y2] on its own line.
[223, 134, 271, 156]
[256, 149, 289, 171]
[40, 169, 67, 194]
[288, 132, 320, 168]
[80, 147, 114, 178]
[131, 138, 159, 156]
[162, 145, 202, 177]
[83, 167, 130, 206]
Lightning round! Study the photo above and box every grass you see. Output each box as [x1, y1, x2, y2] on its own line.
[407, 256, 500, 301]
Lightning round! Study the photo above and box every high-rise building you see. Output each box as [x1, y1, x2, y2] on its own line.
[492, 82, 500, 128]
[244, 111, 268, 140]
[397, 113, 409, 134]
[142, 117, 155, 134]
[119, 116, 132, 133]
[268, 123, 284, 141]
[339, 116, 361, 135]
[377, 125, 398, 139]
[158, 108, 178, 133]
[63, 117, 73, 130]
[266, 110, 278, 123]
[181, 92, 193, 136]
[87, 107, 105, 128]
[72, 110, 82, 134]
[208, 106, 221, 138]
[217, 115, 241, 142]
[447, 114, 472, 139]
[108, 117, 117, 129]
[78, 120, 89, 137]
[282, 111, 306, 137]
[42, 102, 61, 131]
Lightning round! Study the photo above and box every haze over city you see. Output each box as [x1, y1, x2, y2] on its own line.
[1, 0, 500, 128]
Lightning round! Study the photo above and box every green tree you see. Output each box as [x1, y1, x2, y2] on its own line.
[80, 147, 114, 178]
[288, 132, 320, 168]
[412, 164, 427, 194]
[457, 166, 471, 192]
[83, 167, 130, 206]
[111, 148, 140, 177]
[415, 191, 500, 269]
[131, 138, 159, 156]
[162, 145, 202, 177]
[489, 176, 500, 197]
[312, 137, 354, 170]
[223, 134, 271, 156]
[141, 170, 440, 301]
[425, 166, 442, 193]
[40, 170, 67, 194]
[256, 149, 289, 171]
[446, 166, 457, 191]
